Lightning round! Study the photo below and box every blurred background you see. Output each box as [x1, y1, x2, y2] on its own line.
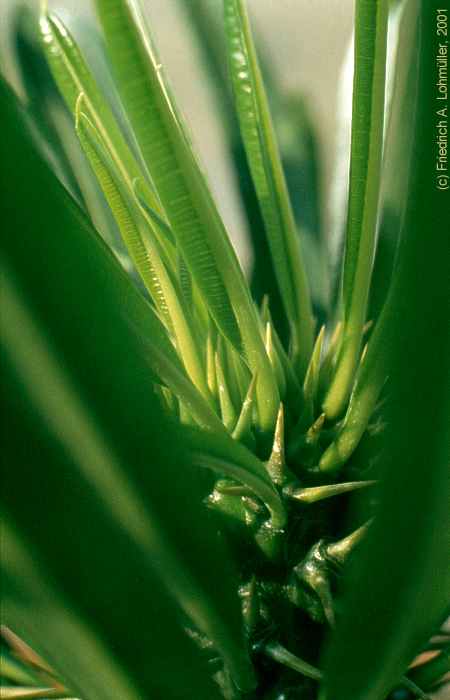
[0, 0, 353, 284]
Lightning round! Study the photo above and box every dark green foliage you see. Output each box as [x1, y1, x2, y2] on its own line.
[1, 1, 449, 699]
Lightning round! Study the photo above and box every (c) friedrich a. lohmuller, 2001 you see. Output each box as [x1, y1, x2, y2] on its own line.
[436, 8, 448, 189]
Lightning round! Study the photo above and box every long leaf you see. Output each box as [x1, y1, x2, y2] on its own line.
[1, 252, 223, 700]
[2, 518, 211, 700]
[367, 1, 417, 322]
[317, 1, 423, 475]
[224, 0, 314, 376]
[75, 104, 211, 402]
[323, 0, 389, 419]
[0, 80, 255, 694]
[94, 0, 280, 435]
[321, 4, 450, 698]
[183, 426, 286, 529]
[39, 11, 167, 236]
[13, 6, 83, 204]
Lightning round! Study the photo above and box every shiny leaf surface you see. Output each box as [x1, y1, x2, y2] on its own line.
[94, 0, 280, 435]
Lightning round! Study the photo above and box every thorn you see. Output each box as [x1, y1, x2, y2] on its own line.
[325, 519, 373, 566]
[266, 403, 286, 485]
[284, 480, 377, 504]
[232, 373, 257, 446]
[287, 411, 326, 463]
[306, 412, 326, 442]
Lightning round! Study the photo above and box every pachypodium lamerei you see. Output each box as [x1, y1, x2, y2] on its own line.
[2, 0, 441, 697]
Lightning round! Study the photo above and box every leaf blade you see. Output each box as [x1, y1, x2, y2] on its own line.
[224, 0, 314, 376]
[0, 81, 254, 695]
[321, 4, 450, 697]
[323, 0, 389, 419]
[94, 0, 280, 434]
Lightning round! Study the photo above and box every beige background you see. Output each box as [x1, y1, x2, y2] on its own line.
[0, 0, 353, 266]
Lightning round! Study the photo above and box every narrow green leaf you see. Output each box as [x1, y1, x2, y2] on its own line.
[323, 0, 389, 420]
[0, 282, 222, 700]
[74, 104, 169, 321]
[304, 326, 325, 408]
[133, 195, 212, 404]
[15, 7, 128, 253]
[318, 315, 386, 473]
[13, 6, 83, 204]
[94, 0, 280, 434]
[197, 454, 286, 538]
[318, 322, 342, 401]
[321, 4, 450, 695]
[180, 0, 290, 346]
[228, 341, 252, 405]
[93, 0, 244, 347]
[318, 301, 394, 472]
[261, 297, 302, 406]
[215, 347, 238, 431]
[296, 325, 325, 433]
[224, 0, 314, 376]
[206, 324, 219, 401]
[369, 2, 419, 322]
[75, 104, 212, 404]
[177, 247, 193, 307]
[220, 337, 245, 410]
[140, 337, 224, 434]
[0, 82, 254, 695]
[183, 426, 286, 529]
[39, 11, 165, 228]
[265, 322, 287, 399]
